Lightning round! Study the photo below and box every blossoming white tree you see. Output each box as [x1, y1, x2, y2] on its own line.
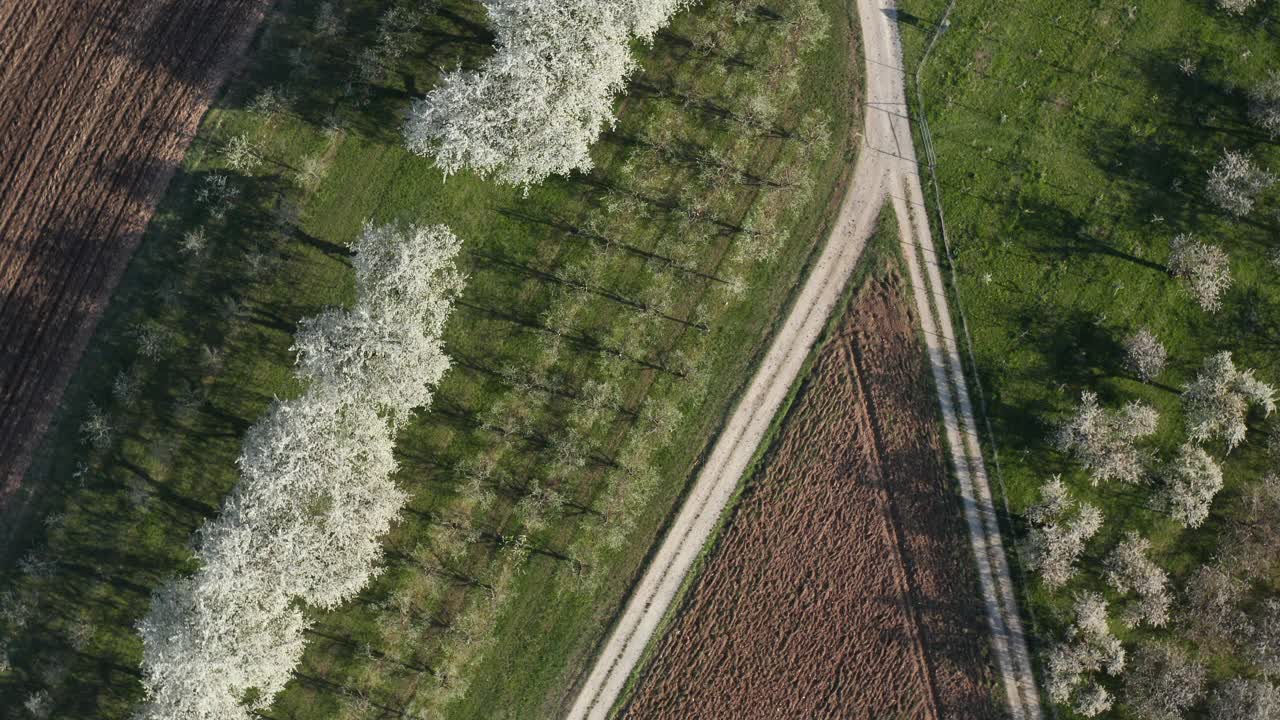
[135, 223, 465, 720]
[1124, 327, 1168, 381]
[1045, 592, 1125, 717]
[1184, 564, 1248, 645]
[1055, 391, 1159, 485]
[1183, 351, 1276, 451]
[1250, 72, 1280, 139]
[1217, 0, 1259, 14]
[1249, 599, 1280, 677]
[1124, 643, 1206, 720]
[1209, 678, 1280, 720]
[1207, 149, 1275, 217]
[1168, 234, 1232, 313]
[1026, 477, 1104, 588]
[1159, 443, 1225, 528]
[403, 0, 693, 186]
[1104, 531, 1171, 628]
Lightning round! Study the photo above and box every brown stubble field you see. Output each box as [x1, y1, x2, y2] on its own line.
[0, 0, 269, 503]
[623, 269, 1001, 719]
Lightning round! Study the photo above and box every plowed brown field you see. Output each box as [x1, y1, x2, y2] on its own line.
[0, 0, 269, 500]
[623, 270, 1000, 720]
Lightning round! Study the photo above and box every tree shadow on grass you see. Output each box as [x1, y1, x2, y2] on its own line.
[1013, 193, 1166, 274]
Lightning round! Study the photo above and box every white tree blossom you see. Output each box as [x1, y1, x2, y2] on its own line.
[403, 0, 693, 186]
[1207, 149, 1276, 217]
[1026, 477, 1104, 588]
[1073, 682, 1114, 717]
[1104, 531, 1171, 628]
[1209, 678, 1280, 720]
[1250, 599, 1280, 677]
[222, 134, 262, 172]
[1124, 327, 1168, 381]
[1055, 391, 1159, 485]
[135, 568, 310, 720]
[1250, 72, 1280, 139]
[1072, 591, 1113, 641]
[1226, 473, 1280, 580]
[1184, 564, 1249, 646]
[179, 227, 208, 256]
[1045, 592, 1125, 717]
[293, 223, 465, 426]
[136, 224, 465, 719]
[1168, 234, 1232, 313]
[1184, 351, 1276, 451]
[1125, 643, 1206, 720]
[24, 690, 51, 719]
[619, 0, 696, 41]
[1159, 443, 1225, 528]
[1217, 0, 1260, 14]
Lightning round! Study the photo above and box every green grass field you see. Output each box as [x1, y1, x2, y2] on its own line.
[0, 0, 860, 717]
[897, 0, 1280, 715]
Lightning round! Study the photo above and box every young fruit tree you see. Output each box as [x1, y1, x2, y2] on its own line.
[1250, 71, 1280, 139]
[1207, 149, 1276, 217]
[1124, 643, 1206, 720]
[1183, 351, 1276, 451]
[1055, 391, 1159, 485]
[403, 0, 692, 187]
[1167, 234, 1232, 313]
[1158, 443, 1225, 528]
[134, 224, 465, 720]
[1026, 477, 1104, 588]
[1124, 327, 1168, 381]
[1104, 531, 1171, 628]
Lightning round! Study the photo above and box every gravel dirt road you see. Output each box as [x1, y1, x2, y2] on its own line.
[565, 1, 1042, 718]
